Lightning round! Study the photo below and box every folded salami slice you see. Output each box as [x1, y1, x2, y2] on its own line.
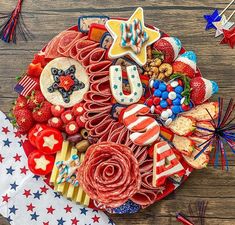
[82, 47, 106, 67]
[131, 189, 156, 207]
[84, 91, 111, 103]
[89, 71, 110, 83]
[90, 76, 111, 95]
[76, 43, 100, 62]
[84, 102, 112, 112]
[85, 114, 111, 130]
[86, 60, 112, 75]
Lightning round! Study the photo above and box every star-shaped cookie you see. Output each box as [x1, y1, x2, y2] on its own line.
[105, 7, 160, 66]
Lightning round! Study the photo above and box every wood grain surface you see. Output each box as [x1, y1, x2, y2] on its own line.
[0, 0, 234, 225]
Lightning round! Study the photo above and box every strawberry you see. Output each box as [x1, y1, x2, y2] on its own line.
[181, 102, 219, 121]
[27, 90, 45, 109]
[65, 121, 79, 135]
[27, 63, 43, 78]
[61, 110, 74, 124]
[32, 53, 48, 68]
[15, 109, 34, 133]
[48, 117, 63, 129]
[32, 101, 52, 123]
[172, 61, 195, 78]
[51, 105, 65, 117]
[190, 77, 218, 105]
[72, 103, 85, 117]
[58, 76, 75, 91]
[172, 134, 195, 156]
[168, 116, 196, 136]
[14, 95, 28, 111]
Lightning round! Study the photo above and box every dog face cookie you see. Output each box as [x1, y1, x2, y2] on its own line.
[40, 57, 89, 108]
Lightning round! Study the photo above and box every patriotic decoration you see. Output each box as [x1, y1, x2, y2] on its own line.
[0, 111, 115, 225]
[195, 98, 235, 170]
[14, 75, 37, 97]
[152, 141, 185, 187]
[0, 0, 33, 43]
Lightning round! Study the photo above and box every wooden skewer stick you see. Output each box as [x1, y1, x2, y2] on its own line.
[220, 0, 235, 16]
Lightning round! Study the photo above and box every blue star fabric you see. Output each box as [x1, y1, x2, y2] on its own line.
[10, 182, 18, 190]
[9, 205, 18, 214]
[33, 191, 42, 199]
[80, 207, 88, 215]
[204, 9, 222, 30]
[3, 138, 11, 147]
[6, 166, 15, 175]
[30, 212, 39, 221]
[54, 191, 61, 198]
[57, 217, 66, 225]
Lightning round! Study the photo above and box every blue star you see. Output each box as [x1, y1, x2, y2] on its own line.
[6, 166, 15, 175]
[18, 141, 22, 147]
[3, 138, 11, 147]
[9, 205, 18, 214]
[80, 207, 88, 215]
[204, 9, 222, 30]
[33, 175, 40, 180]
[108, 218, 115, 225]
[30, 212, 39, 221]
[10, 182, 18, 190]
[54, 192, 61, 198]
[57, 217, 66, 225]
[7, 216, 12, 222]
[33, 191, 42, 199]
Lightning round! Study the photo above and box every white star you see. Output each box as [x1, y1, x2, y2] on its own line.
[174, 183, 180, 190]
[34, 156, 50, 171]
[43, 135, 58, 150]
[20, 134, 28, 143]
[213, 15, 234, 37]
[185, 168, 191, 177]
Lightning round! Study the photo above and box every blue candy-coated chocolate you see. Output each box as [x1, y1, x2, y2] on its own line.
[170, 114, 176, 120]
[112, 200, 141, 214]
[162, 91, 169, 100]
[175, 86, 183, 94]
[154, 89, 162, 97]
[153, 80, 160, 89]
[159, 83, 166, 91]
[172, 105, 181, 114]
[160, 100, 168, 108]
[172, 98, 181, 105]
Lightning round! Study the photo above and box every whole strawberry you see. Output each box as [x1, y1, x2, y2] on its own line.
[153, 37, 181, 63]
[14, 95, 28, 112]
[15, 109, 34, 133]
[28, 90, 45, 109]
[32, 101, 52, 123]
[190, 77, 218, 105]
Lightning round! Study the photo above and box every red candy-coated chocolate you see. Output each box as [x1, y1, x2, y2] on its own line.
[167, 84, 174, 92]
[146, 98, 153, 107]
[28, 150, 55, 176]
[153, 97, 161, 105]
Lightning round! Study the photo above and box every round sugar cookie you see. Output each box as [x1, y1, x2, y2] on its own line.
[40, 57, 89, 108]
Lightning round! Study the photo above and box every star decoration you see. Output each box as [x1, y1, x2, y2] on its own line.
[40, 185, 49, 194]
[23, 189, 32, 198]
[185, 168, 191, 177]
[48, 65, 85, 103]
[26, 203, 35, 212]
[20, 166, 28, 175]
[10, 182, 18, 190]
[64, 205, 72, 213]
[9, 205, 18, 214]
[6, 166, 15, 175]
[47, 205, 55, 214]
[213, 15, 234, 37]
[92, 215, 100, 223]
[7, 216, 12, 223]
[108, 218, 115, 225]
[80, 207, 88, 215]
[3, 138, 11, 147]
[105, 7, 160, 66]
[71, 217, 79, 225]
[33, 190, 42, 199]
[0, 154, 4, 163]
[14, 130, 21, 138]
[20, 134, 28, 143]
[34, 155, 50, 171]
[220, 27, 235, 49]
[1, 126, 10, 134]
[43, 222, 50, 225]
[204, 9, 222, 30]
[57, 217, 66, 225]
[2, 194, 10, 203]
[43, 134, 58, 150]
[54, 191, 61, 198]
[13, 153, 22, 162]
[30, 212, 39, 221]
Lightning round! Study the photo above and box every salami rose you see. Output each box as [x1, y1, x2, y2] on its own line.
[77, 142, 141, 208]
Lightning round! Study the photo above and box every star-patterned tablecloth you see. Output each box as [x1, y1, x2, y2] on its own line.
[0, 111, 115, 225]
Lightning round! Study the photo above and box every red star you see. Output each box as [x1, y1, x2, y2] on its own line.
[26, 203, 35, 212]
[46, 205, 55, 214]
[92, 215, 100, 223]
[13, 153, 22, 162]
[221, 27, 235, 49]
[0, 154, 4, 163]
[23, 189, 32, 198]
[64, 204, 72, 213]
[71, 217, 79, 225]
[40, 185, 49, 194]
[14, 131, 21, 138]
[43, 222, 49, 225]
[58, 76, 75, 91]
[2, 194, 10, 203]
[20, 166, 28, 175]
[2, 127, 10, 134]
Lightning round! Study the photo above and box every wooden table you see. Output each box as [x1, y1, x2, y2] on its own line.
[0, 0, 234, 224]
